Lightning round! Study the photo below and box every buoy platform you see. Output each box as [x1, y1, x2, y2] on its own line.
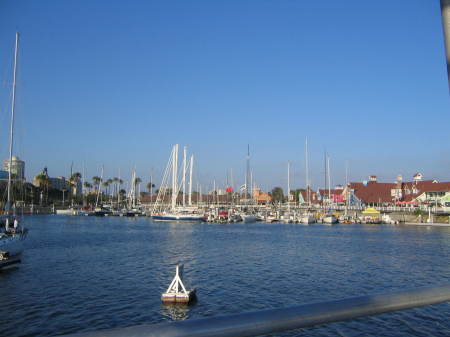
[161, 265, 196, 304]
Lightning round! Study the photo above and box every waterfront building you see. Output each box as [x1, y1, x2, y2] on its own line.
[441, 192, 450, 212]
[341, 174, 450, 206]
[3, 155, 25, 181]
[317, 188, 345, 205]
[298, 188, 318, 205]
[253, 189, 272, 205]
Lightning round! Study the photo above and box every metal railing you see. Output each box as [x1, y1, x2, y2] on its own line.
[442, 0, 450, 90]
[65, 284, 450, 337]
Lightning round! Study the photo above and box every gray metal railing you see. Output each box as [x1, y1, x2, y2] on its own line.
[66, 284, 450, 337]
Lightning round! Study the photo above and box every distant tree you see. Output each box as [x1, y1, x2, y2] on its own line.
[83, 181, 92, 193]
[69, 172, 82, 198]
[270, 187, 284, 203]
[291, 189, 306, 203]
[112, 177, 119, 196]
[92, 176, 101, 191]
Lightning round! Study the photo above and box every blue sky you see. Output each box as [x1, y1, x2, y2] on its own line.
[0, 0, 448, 192]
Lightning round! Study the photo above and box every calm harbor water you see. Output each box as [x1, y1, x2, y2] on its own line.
[1, 216, 450, 337]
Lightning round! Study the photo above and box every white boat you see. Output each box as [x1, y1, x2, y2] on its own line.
[0, 33, 28, 263]
[151, 145, 205, 222]
[152, 212, 205, 222]
[56, 209, 73, 215]
[0, 224, 27, 257]
[322, 214, 338, 225]
[300, 214, 316, 224]
[56, 207, 83, 215]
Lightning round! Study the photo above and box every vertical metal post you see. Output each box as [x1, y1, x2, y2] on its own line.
[442, 0, 450, 91]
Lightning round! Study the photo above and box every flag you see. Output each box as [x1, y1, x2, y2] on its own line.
[239, 184, 246, 191]
[226, 187, 233, 193]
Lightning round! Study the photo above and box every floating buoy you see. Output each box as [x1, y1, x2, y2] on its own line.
[161, 265, 196, 304]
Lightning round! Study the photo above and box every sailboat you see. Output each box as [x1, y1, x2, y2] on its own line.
[151, 145, 206, 222]
[0, 32, 28, 265]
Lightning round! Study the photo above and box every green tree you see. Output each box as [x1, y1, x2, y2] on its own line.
[270, 187, 284, 203]
[83, 181, 92, 192]
[92, 176, 101, 191]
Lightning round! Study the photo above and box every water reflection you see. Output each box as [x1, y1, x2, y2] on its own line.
[160, 302, 192, 321]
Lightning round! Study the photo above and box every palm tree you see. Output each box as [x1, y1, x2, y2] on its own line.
[92, 176, 101, 191]
[102, 181, 110, 195]
[112, 177, 119, 197]
[147, 182, 155, 193]
[117, 179, 124, 206]
[69, 172, 82, 199]
[133, 177, 142, 205]
[35, 172, 51, 205]
[107, 179, 113, 197]
[83, 181, 92, 193]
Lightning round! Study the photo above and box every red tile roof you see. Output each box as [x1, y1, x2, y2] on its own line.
[348, 181, 395, 203]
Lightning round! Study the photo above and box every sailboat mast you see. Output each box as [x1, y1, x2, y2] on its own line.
[305, 137, 310, 207]
[188, 155, 193, 206]
[6, 32, 19, 214]
[171, 144, 178, 210]
[327, 155, 331, 204]
[324, 150, 327, 207]
[182, 146, 187, 207]
[287, 161, 290, 213]
[246, 145, 250, 200]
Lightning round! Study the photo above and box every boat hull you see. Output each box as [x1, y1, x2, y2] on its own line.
[300, 216, 316, 224]
[242, 215, 258, 223]
[152, 214, 206, 222]
[0, 230, 27, 257]
[323, 216, 338, 225]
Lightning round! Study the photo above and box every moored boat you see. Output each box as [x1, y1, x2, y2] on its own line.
[152, 212, 206, 222]
[300, 214, 316, 224]
[322, 214, 338, 225]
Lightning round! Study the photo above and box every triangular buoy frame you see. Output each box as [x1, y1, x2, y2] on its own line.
[161, 265, 196, 303]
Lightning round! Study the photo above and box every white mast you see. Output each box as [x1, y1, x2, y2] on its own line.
[250, 170, 253, 201]
[182, 146, 187, 207]
[130, 168, 136, 208]
[188, 155, 193, 206]
[171, 144, 178, 210]
[150, 169, 153, 202]
[287, 161, 291, 213]
[118, 168, 121, 206]
[345, 160, 349, 215]
[245, 145, 250, 200]
[82, 163, 86, 206]
[305, 137, 310, 207]
[327, 155, 331, 205]
[6, 32, 19, 214]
